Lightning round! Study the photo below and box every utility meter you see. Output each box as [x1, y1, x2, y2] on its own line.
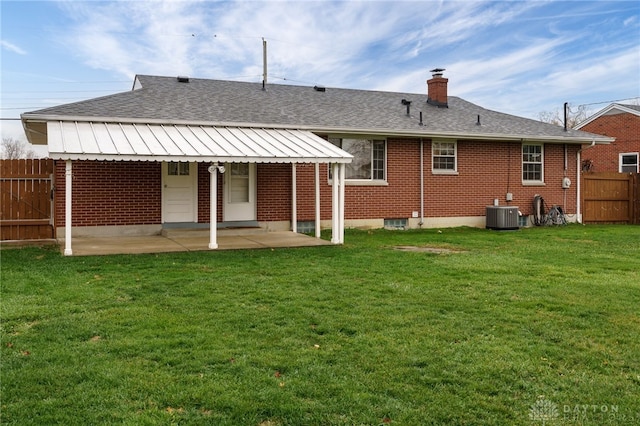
[562, 177, 571, 189]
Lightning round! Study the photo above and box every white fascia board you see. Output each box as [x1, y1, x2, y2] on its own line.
[308, 126, 614, 145]
[23, 114, 613, 145]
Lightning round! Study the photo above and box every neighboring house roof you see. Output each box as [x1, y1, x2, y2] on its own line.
[575, 103, 640, 129]
[23, 75, 612, 152]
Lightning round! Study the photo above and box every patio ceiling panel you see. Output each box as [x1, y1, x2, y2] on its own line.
[161, 125, 198, 156]
[278, 128, 344, 158]
[91, 123, 118, 154]
[56, 122, 82, 153]
[105, 123, 137, 155]
[240, 128, 292, 158]
[132, 124, 170, 156]
[175, 126, 216, 157]
[118, 123, 152, 156]
[147, 125, 184, 156]
[198, 126, 248, 157]
[211, 127, 262, 158]
[46, 121, 353, 163]
[74, 122, 100, 154]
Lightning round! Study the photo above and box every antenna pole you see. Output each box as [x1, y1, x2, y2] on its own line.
[262, 38, 267, 89]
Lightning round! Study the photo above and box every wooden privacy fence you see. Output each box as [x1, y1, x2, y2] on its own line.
[1, 159, 55, 240]
[581, 172, 639, 224]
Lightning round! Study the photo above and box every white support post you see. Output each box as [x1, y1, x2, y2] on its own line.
[291, 163, 297, 232]
[331, 163, 339, 244]
[339, 163, 346, 244]
[209, 164, 218, 249]
[315, 163, 321, 238]
[64, 160, 73, 256]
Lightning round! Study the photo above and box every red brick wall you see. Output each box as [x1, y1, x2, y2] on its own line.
[579, 112, 640, 172]
[256, 163, 292, 221]
[197, 163, 223, 222]
[54, 160, 161, 227]
[294, 138, 422, 221]
[55, 140, 580, 228]
[295, 139, 578, 221]
[423, 141, 578, 217]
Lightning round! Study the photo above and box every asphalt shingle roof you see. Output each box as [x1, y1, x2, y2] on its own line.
[24, 75, 609, 142]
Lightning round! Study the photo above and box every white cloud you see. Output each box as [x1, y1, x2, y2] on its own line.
[57, 0, 207, 79]
[623, 15, 637, 27]
[1, 40, 27, 55]
[4, 0, 637, 134]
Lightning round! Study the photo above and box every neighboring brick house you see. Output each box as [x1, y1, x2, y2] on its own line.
[575, 104, 640, 173]
[21, 71, 612, 254]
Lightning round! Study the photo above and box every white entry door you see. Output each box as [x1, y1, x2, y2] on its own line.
[162, 162, 197, 223]
[224, 163, 256, 222]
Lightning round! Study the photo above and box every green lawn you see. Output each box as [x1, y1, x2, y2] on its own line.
[1, 225, 639, 425]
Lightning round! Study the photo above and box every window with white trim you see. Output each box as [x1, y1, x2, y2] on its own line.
[522, 144, 543, 183]
[329, 138, 386, 181]
[620, 153, 639, 173]
[432, 140, 457, 173]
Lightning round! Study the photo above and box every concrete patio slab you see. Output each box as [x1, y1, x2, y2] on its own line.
[59, 231, 332, 256]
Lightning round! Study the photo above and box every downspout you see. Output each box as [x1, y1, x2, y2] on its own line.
[419, 138, 425, 226]
[576, 140, 596, 223]
[563, 143, 568, 211]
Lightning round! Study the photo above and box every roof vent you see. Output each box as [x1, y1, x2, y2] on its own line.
[177, 76, 190, 83]
[314, 85, 326, 92]
[401, 99, 412, 116]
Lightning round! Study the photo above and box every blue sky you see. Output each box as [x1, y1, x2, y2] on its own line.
[1, 0, 639, 147]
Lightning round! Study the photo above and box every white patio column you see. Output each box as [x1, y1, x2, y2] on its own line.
[291, 163, 297, 232]
[315, 162, 321, 238]
[64, 160, 73, 256]
[331, 163, 339, 244]
[208, 164, 218, 249]
[339, 163, 346, 244]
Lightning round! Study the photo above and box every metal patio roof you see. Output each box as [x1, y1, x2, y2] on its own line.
[46, 121, 353, 163]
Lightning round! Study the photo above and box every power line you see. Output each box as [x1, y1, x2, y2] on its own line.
[1, 107, 49, 110]
[2, 89, 126, 94]
[2, 80, 130, 84]
[578, 97, 640, 107]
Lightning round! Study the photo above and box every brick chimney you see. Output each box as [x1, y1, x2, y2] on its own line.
[427, 68, 448, 108]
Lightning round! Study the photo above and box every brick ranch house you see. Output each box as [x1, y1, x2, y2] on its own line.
[21, 70, 612, 254]
[574, 103, 640, 173]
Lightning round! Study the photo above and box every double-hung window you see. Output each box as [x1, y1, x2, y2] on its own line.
[329, 138, 386, 181]
[522, 144, 543, 183]
[432, 140, 457, 173]
[620, 153, 639, 173]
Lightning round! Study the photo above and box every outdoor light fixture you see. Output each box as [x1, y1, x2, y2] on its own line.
[208, 163, 226, 174]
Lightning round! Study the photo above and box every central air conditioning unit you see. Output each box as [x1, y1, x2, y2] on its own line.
[486, 206, 519, 230]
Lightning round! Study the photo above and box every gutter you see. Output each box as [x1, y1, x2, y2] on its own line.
[22, 114, 615, 146]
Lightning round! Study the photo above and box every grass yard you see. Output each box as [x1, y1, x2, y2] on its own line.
[1, 225, 639, 425]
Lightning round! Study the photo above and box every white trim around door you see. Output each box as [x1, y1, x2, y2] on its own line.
[223, 162, 257, 222]
[162, 161, 198, 223]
